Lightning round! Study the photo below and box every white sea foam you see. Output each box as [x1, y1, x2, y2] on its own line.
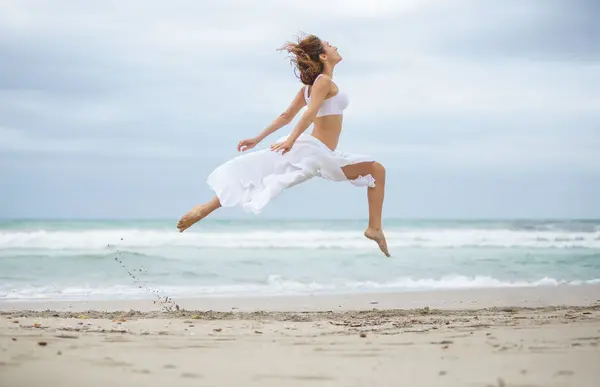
[2, 275, 599, 301]
[1, 228, 599, 250]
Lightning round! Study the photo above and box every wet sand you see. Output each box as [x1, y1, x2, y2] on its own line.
[1, 286, 600, 387]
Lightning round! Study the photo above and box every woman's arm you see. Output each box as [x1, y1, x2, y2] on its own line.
[286, 75, 330, 143]
[255, 87, 307, 142]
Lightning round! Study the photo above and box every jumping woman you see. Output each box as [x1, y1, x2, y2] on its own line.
[177, 34, 390, 257]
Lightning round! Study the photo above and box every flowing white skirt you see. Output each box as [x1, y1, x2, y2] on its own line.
[207, 133, 375, 214]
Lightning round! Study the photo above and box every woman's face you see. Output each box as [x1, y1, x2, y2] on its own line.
[321, 40, 342, 64]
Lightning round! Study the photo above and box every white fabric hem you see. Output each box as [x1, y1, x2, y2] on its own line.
[206, 133, 375, 214]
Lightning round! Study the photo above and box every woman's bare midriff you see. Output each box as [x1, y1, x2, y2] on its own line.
[309, 115, 343, 151]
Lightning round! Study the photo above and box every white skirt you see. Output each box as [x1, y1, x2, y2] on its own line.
[207, 133, 375, 214]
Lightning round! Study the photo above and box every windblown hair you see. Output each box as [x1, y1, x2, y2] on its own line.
[278, 33, 325, 85]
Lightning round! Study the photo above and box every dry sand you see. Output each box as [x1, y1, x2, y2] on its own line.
[1, 286, 600, 387]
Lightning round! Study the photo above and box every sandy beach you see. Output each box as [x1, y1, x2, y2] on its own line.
[2, 286, 600, 387]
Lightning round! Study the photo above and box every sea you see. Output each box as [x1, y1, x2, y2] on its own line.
[1, 219, 599, 302]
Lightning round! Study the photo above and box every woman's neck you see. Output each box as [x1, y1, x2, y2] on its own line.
[322, 63, 335, 78]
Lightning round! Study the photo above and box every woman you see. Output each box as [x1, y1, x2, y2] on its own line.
[177, 34, 390, 257]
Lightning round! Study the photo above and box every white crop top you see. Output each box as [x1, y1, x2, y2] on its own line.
[304, 74, 349, 117]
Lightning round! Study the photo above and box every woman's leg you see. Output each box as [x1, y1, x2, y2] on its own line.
[341, 161, 390, 257]
[177, 196, 222, 232]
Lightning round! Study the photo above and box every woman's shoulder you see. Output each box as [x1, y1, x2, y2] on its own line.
[314, 73, 332, 84]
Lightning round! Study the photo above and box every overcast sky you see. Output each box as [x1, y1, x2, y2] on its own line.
[1, 0, 599, 220]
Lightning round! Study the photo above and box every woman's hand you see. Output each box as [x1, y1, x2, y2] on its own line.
[270, 138, 295, 155]
[237, 137, 260, 152]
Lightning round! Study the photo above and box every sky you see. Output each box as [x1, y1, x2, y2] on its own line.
[1, 0, 599, 220]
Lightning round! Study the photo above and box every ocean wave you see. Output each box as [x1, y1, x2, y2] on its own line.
[260, 275, 600, 293]
[2, 275, 599, 301]
[0, 249, 164, 262]
[1, 228, 600, 250]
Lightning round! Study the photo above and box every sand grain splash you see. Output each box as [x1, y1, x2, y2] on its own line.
[108, 239, 180, 312]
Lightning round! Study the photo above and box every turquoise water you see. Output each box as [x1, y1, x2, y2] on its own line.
[1, 219, 599, 301]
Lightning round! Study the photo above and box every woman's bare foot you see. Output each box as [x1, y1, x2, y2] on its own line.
[177, 205, 208, 232]
[364, 228, 391, 257]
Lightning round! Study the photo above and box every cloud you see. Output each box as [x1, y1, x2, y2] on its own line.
[3, 1, 597, 125]
[1, 0, 599, 218]
[433, 0, 600, 62]
[0, 125, 207, 159]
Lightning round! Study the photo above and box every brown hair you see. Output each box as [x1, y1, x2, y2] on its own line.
[278, 33, 325, 85]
